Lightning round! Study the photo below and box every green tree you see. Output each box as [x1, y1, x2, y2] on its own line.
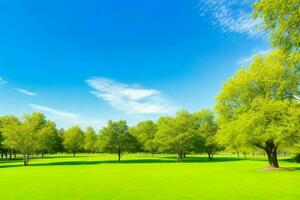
[130, 120, 158, 154]
[192, 110, 222, 159]
[253, 0, 300, 53]
[0, 115, 20, 160]
[84, 127, 97, 153]
[37, 121, 60, 157]
[216, 51, 300, 168]
[156, 110, 196, 162]
[2, 113, 48, 166]
[98, 120, 137, 162]
[63, 126, 84, 157]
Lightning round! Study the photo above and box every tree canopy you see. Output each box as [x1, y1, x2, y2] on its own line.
[216, 50, 300, 167]
[253, 0, 300, 53]
[98, 120, 137, 162]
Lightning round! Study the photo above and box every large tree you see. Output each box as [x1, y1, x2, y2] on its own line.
[156, 110, 196, 162]
[216, 51, 300, 168]
[130, 120, 157, 154]
[63, 126, 84, 157]
[98, 120, 137, 162]
[2, 113, 48, 166]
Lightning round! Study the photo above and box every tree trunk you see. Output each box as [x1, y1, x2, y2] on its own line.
[177, 151, 183, 162]
[208, 152, 213, 160]
[237, 151, 240, 158]
[243, 152, 247, 158]
[23, 154, 29, 166]
[265, 141, 279, 168]
[118, 152, 121, 163]
[42, 152, 44, 158]
[73, 152, 75, 157]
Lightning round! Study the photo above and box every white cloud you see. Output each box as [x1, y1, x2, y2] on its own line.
[86, 77, 177, 114]
[15, 88, 37, 96]
[29, 104, 80, 119]
[29, 104, 103, 128]
[197, 0, 263, 37]
[0, 77, 7, 85]
[237, 48, 271, 65]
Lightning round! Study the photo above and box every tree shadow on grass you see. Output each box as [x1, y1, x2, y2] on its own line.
[0, 156, 242, 168]
[15, 156, 243, 167]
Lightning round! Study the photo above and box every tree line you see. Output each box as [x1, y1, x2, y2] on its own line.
[0, 0, 300, 167]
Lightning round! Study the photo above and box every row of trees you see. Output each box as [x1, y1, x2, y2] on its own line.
[0, 109, 222, 165]
[0, 0, 299, 167]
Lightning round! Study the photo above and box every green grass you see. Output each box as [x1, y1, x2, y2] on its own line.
[0, 154, 299, 200]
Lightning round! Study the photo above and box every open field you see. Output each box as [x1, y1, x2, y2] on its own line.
[0, 154, 299, 200]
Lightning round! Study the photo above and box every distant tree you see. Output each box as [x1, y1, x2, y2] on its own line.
[156, 110, 196, 162]
[84, 127, 97, 153]
[0, 115, 19, 159]
[216, 51, 300, 168]
[192, 110, 222, 159]
[98, 120, 137, 162]
[63, 126, 84, 157]
[130, 120, 158, 154]
[2, 113, 47, 166]
[37, 121, 60, 157]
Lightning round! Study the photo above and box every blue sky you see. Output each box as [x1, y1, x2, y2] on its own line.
[0, 0, 269, 129]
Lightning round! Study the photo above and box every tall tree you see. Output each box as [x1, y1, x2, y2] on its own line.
[130, 120, 157, 154]
[98, 120, 137, 162]
[192, 110, 221, 159]
[2, 113, 48, 166]
[216, 51, 300, 167]
[63, 126, 84, 157]
[156, 110, 196, 162]
[84, 127, 97, 153]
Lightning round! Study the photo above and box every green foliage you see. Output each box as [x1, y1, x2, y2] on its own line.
[130, 120, 157, 154]
[253, 0, 300, 53]
[1, 113, 52, 165]
[216, 51, 300, 167]
[192, 109, 222, 159]
[156, 110, 196, 161]
[37, 121, 60, 155]
[98, 120, 138, 162]
[63, 126, 84, 157]
[84, 127, 97, 153]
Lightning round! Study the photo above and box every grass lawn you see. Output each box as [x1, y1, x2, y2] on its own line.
[0, 154, 299, 200]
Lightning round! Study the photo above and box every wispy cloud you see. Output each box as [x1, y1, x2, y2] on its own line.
[86, 77, 177, 114]
[0, 77, 7, 85]
[15, 88, 37, 96]
[29, 104, 103, 128]
[237, 48, 271, 65]
[30, 104, 79, 119]
[197, 0, 263, 37]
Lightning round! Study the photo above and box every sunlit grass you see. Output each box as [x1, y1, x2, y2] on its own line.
[0, 154, 299, 200]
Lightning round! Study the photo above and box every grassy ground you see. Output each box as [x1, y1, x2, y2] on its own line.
[0, 153, 299, 200]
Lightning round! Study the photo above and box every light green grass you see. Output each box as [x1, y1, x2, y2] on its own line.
[0, 154, 299, 200]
